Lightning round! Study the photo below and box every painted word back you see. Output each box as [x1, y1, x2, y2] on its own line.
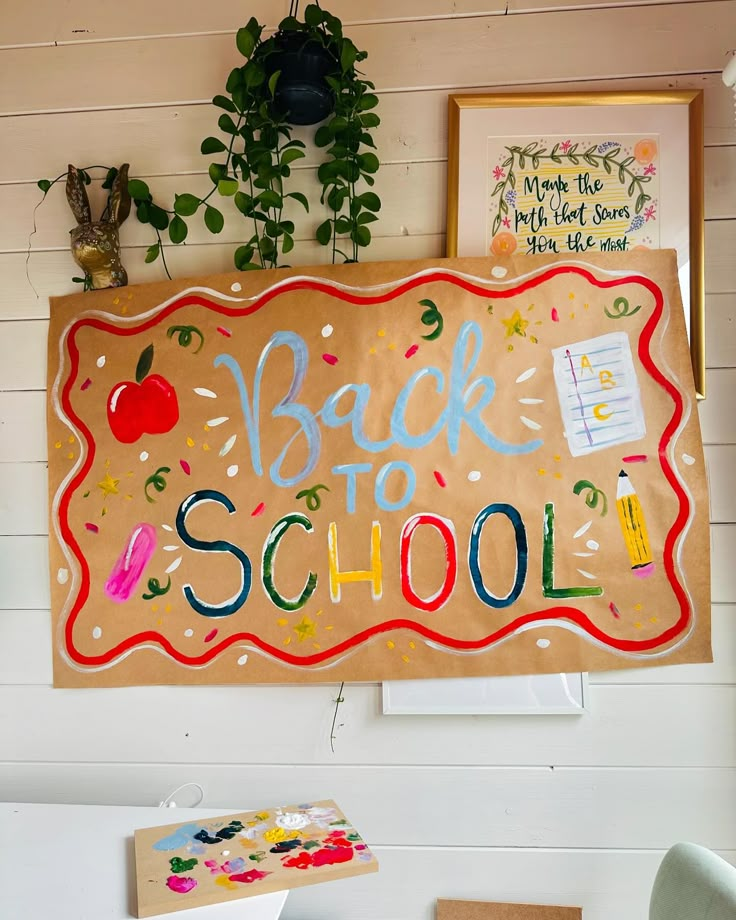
[46, 253, 710, 686]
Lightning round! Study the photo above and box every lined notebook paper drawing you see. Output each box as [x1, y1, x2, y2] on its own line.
[551, 331, 646, 456]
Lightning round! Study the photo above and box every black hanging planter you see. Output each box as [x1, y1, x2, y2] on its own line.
[265, 29, 339, 126]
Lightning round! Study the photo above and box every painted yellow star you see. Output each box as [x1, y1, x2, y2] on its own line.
[96, 471, 120, 498]
[293, 615, 317, 642]
[501, 308, 529, 338]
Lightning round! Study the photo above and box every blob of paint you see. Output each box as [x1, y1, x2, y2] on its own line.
[92, 626, 102, 639]
[551, 308, 560, 322]
[204, 628, 218, 643]
[104, 523, 157, 603]
[184, 629, 194, 638]
[467, 470, 481, 482]
[85, 522, 99, 533]
[96, 355, 106, 368]
[217, 326, 232, 337]
[322, 353, 338, 366]
[180, 459, 191, 475]
[622, 454, 648, 463]
[166, 876, 197, 894]
[57, 567, 69, 584]
[251, 502, 266, 517]
[321, 324, 333, 338]
[237, 654, 248, 665]
[404, 344, 419, 359]
[81, 377, 92, 391]
[491, 266, 508, 278]
[609, 602, 621, 619]
[433, 470, 447, 488]
[139, 451, 149, 462]
[682, 453, 696, 466]
[230, 282, 242, 292]
[536, 638, 551, 649]
[227, 464, 238, 477]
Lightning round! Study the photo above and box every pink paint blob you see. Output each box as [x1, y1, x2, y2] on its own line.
[166, 876, 197, 894]
[622, 454, 648, 463]
[634, 562, 655, 579]
[180, 459, 191, 475]
[216, 326, 232, 337]
[204, 628, 218, 643]
[81, 377, 92, 391]
[229, 869, 270, 884]
[433, 470, 447, 488]
[251, 502, 266, 517]
[551, 308, 560, 322]
[85, 522, 99, 534]
[322, 353, 338, 366]
[104, 523, 157, 603]
[404, 344, 419, 359]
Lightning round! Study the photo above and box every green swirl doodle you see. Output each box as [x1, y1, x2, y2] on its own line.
[296, 483, 330, 511]
[166, 324, 205, 353]
[573, 479, 608, 516]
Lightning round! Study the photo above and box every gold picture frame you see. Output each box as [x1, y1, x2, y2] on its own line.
[447, 90, 705, 398]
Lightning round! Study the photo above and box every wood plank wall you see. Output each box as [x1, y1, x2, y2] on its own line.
[0, 2, 735, 918]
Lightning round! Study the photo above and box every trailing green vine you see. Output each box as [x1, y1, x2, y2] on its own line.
[491, 142, 653, 237]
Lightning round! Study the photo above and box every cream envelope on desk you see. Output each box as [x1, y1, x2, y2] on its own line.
[437, 899, 582, 920]
[134, 799, 377, 918]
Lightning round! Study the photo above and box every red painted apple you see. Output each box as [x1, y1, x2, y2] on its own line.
[107, 344, 179, 444]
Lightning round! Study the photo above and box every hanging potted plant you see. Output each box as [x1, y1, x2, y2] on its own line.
[35, 2, 380, 285]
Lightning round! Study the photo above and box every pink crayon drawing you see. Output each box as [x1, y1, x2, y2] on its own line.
[104, 522, 157, 602]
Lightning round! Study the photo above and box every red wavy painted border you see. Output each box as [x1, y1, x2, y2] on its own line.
[56, 266, 691, 669]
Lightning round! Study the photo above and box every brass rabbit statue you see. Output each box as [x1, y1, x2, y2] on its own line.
[66, 163, 131, 289]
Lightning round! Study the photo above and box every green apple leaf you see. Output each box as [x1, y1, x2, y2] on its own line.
[136, 344, 154, 383]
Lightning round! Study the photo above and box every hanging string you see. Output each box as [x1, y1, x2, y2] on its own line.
[289, 0, 299, 17]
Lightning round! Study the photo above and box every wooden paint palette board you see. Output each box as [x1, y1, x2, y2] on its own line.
[134, 799, 377, 917]
[437, 899, 582, 920]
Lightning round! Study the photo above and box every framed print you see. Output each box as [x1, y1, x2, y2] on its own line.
[447, 90, 705, 397]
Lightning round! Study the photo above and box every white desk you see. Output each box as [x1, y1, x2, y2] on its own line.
[0, 802, 289, 920]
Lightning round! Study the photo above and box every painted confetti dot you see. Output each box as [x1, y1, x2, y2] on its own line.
[682, 453, 695, 466]
[139, 451, 149, 462]
[216, 326, 232, 337]
[404, 344, 419, 359]
[85, 522, 99, 533]
[551, 308, 560, 322]
[92, 626, 102, 639]
[194, 387, 217, 398]
[204, 628, 218, 643]
[322, 353, 338, 366]
[237, 654, 248, 666]
[536, 638, 551, 649]
[180, 459, 191, 475]
[251, 502, 266, 517]
[81, 377, 92, 391]
[491, 266, 508, 278]
[321, 324, 333, 338]
[230, 282, 242, 292]
[433, 470, 447, 488]
[184, 629, 194, 638]
[227, 464, 239, 478]
[96, 355, 106, 368]
[57, 567, 69, 585]
[468, 470, 481, 482]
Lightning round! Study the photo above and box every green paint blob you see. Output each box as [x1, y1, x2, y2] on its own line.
[169, 856, 198, 873]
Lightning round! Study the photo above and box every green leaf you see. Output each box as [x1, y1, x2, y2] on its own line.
[340, 38, 358, 72]
[329, 115, 348, 134]
[278, 15, 301, 30]
[218, 178, 239, 196]
[218, 113, 238, 135]
[358, 191, 381, 212]
[201, 136, 227, 155]
[212, 94, 237, 112]
[149, 205, 170, 231]
[357, 212, 378, 225]
[234, 245, 255, 269]
[360, 113, 380, 128]
[258, 189, 282, 209]
[174, 193, 200, 217]
[358, 152, 379, 174]
[236, 26, 256, 59]
[304, 3, 323, 26]
[37, 179, 51, 193]
[286, 191, 309, 212]
[135, 344, 154, 382]
[136, 201, 151, 223]
[354, 224, 371, 247]
[281, 147, 305, 166]
[204, 205, 224, 234]
[101, 167, 118, 190]
[280, 219, 295, 234]
[282, 231, 294, 254]
[359, 93, 379, 111]
[168, 215, 188, 244]
[128, 178, 150, 200]
[226, 67, 242, 93]
[316, 219, 332, 246]
[234, 191, 254, 215]
[334, 215, 351, 234]
[268, 70, 281, 98]
[209, 163, 228, 184]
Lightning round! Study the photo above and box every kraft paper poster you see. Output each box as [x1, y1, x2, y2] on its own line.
[46, 252, 711, 687]
[437, 900, 582, 920]
[134, 800, 376, 918]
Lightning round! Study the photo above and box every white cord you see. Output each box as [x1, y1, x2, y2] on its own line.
[159, 782, 205, 809]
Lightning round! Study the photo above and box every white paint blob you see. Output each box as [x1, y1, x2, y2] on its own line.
[161, 524, 174, 532]
[577, 569, 597, 580]
[96, 355, 106, 368]
[276, 813, 310, 830]
[92, 626, 102, 639]
[536, 638, 551, 649]
[682, 453, 695, 466]
[573, 521, 592, 539]
[163, 545, 179, 552]
[166, 556, 183, 574]
[321, 324, 334, 338]
[221, 850, 230, 856]
[57, 567, 69, 585]
[184, 629, 194, 638]
[520, 415, 542, 431]
[230, 282, 242, 292]
[207, 416, 229, 427]
[139, 451, 149, 462]
[586, 540, 599, 551]
[518, 397, 544, 405]
[220, 434, 237, 457]
[491, 266, 508, 278]
[237, 654, 248, 666]
[227, 464, 239, 478]
[515, 367, 537, 384]
[467, 470, 481, 482]
[194, 387, 217, 398]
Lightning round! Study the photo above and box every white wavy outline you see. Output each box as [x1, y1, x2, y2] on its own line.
[50, 262, 697, 674]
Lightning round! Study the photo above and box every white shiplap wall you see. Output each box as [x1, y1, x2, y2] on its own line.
[1, 2, 735, 918]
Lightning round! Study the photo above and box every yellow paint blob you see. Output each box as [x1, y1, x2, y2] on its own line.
[401, 655, 410, 663]
[388, 343, 397, 350]
[67, 452, 74, 460]
[54, 441, 62, 449]
[377, 329, 386, 337]
[386, 640, 395, 649]
[186, 437, 195, 447]
[68, 435, 75, 444]
[276, 618, 288, 627]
